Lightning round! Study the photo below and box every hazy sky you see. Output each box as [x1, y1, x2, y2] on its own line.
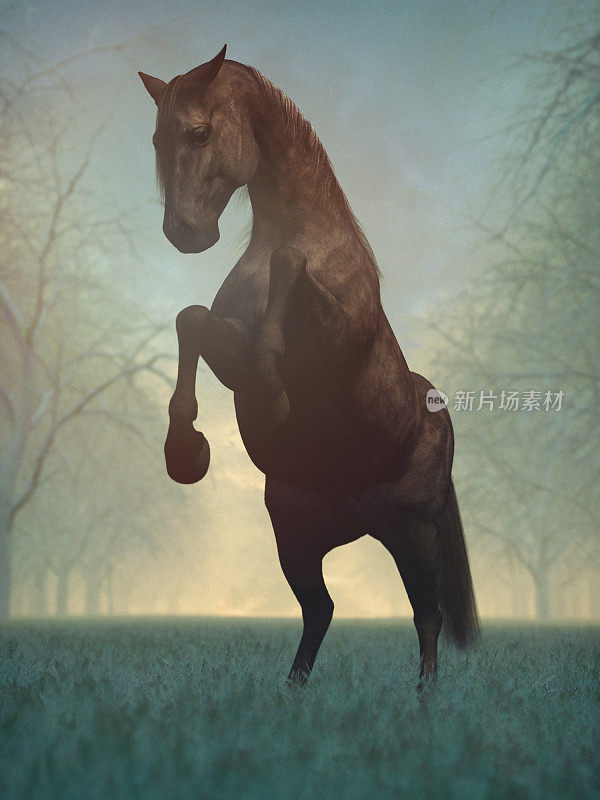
[6, 0, 590, 327]
[3, 0, 595, 617]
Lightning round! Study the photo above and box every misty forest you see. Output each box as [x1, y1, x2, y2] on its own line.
[0, 3, 599, 799]
[0, 3, 597, 625]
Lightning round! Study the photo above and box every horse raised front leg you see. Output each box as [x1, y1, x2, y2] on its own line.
[165, 247, 306, 484]
[165, 304, 264, 484]
[164, 306, 211, 484]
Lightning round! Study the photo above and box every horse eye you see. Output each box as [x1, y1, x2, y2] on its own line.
[192, 124, 211, 145]
[152, 132, 159, 149]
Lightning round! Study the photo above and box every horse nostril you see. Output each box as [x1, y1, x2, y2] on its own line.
[164, 216, 196, 242]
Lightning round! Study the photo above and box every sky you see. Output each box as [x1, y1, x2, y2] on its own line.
[5, 0, 591, 329]
[3, 0, 596, 617]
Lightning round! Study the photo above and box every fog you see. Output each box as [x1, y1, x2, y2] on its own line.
[1, 0, 598, 622]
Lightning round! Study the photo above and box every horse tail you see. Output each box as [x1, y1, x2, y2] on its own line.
[438, 478, 480, 648]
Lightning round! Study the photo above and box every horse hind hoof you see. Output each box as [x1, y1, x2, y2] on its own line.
[164, 428, 210, 484]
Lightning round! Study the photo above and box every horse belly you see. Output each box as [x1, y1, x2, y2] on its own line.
[234, 364, 420, 491]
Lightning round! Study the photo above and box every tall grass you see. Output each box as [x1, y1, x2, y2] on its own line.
[0, 619, 598, 799]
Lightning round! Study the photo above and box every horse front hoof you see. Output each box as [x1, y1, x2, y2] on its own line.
[164, 426, 210, 484]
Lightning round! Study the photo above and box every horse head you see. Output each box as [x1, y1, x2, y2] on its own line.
[139, 45, 259, 253]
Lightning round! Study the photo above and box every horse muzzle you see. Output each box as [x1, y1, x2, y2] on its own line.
[163, 215, 220, 253]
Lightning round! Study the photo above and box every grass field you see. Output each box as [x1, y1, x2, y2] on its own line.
[0, 619, 598, 800]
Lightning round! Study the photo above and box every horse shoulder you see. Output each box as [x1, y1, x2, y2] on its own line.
[301, 240, 382, 349]
[211, 247, 270, 330]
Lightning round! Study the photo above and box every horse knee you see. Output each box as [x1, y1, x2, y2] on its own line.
[176, 304, 210, 339]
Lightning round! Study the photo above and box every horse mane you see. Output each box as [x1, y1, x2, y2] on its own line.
[154, 63, 380, 277]
[154, 74, 186, 203]
[243, 65, 380, 276]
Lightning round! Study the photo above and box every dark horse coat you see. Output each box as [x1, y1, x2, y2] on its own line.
[139, 46, 479, 687]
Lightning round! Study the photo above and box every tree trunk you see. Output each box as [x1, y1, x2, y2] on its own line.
[56, 569, 69, 617]
[30, 570, 49, 617]
[533, 568, 551, 622]
[85, 570, 103, 616]
[119, 581, 132, 615]
[105, 565, 114, 616]
[588, 571, 599, 619]
[0, 509, 13, 622]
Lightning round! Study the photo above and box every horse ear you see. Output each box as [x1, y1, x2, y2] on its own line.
[138, 72, 167, 106]
[184, 45, 227, 88]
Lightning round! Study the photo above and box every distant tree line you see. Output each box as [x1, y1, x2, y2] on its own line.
[0, 28, 185, 620]
[422, 24, 600, 620]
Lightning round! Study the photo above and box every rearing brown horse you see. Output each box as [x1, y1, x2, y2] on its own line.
[139, 45, 479, 688]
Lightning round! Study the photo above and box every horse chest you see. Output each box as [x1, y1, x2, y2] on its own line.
[210, 256, 270, 332]
[210, 292, 265, 337]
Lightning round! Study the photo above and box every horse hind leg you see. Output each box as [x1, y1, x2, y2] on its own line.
[281, 553, 334, 686]
[266, 481, 342, 686]
[377, 513, 442, 691]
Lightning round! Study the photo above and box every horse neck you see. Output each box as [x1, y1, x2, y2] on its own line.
[245, 83, 356, 249]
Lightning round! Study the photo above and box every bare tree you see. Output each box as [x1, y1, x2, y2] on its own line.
[420, 24, 600, 620]
[13, 409, 181, 618]
[0, 33, 175, 620]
